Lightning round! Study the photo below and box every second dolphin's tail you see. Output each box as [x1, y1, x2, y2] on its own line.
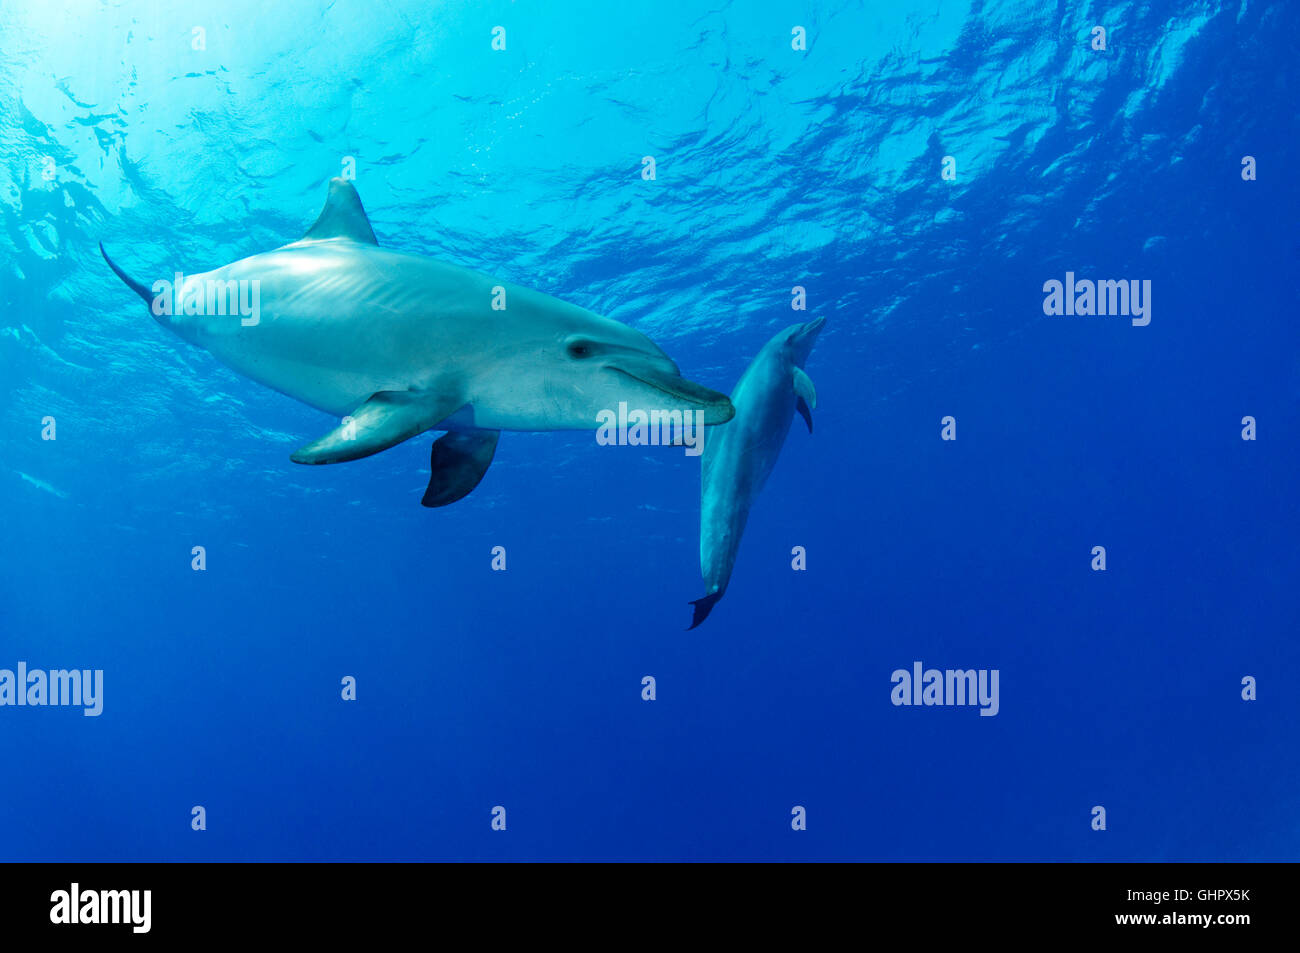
[687, 590, 724, 629]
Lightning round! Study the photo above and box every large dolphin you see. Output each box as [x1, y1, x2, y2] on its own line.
[689, 317, 825, 628]
[101, 178, 734, 506]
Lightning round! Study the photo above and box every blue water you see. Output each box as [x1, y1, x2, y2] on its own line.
[2, 0, 1297, 861]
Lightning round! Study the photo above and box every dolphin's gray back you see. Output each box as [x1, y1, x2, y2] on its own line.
[692, 317, 823, 628]
[699, 336, 799, 590]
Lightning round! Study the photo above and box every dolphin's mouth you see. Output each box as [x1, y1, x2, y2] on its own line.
[609, 365, 735, 424]
[794, 315, 827, 343]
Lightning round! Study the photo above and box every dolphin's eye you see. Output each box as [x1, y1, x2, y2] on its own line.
[567, 341, 593, 359]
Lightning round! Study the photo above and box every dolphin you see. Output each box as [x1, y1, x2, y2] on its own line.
[689, 317, 825, 628]
[101, 177, 734, 506]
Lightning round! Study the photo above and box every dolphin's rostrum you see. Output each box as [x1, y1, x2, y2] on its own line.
[102, 178, 734, 506]
[690, 317, 825, 628]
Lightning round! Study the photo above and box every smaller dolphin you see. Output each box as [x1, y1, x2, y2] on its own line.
[690, 317, 825, 628]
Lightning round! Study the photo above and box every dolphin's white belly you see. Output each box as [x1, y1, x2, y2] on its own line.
[146, 224, 734, 436]
[179, 242, 488, 418]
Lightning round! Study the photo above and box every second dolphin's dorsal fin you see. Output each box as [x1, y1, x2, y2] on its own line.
[300, 177, 379, 245]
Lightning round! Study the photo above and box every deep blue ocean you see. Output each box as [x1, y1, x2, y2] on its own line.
[1, 0, 1297, 862]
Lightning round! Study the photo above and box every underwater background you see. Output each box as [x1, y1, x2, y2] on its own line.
[1, 0, 1297, 861]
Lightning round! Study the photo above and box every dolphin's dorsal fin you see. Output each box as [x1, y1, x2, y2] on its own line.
[301, 177, 379, 245]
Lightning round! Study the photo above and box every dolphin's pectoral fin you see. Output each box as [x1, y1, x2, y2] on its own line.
[792, 366, 817, 433]
[796, 397, 814, 434]
[290, 392, 462, 465]
[298, 177, 379, 245]
[421, 430, 501, 508]
[792, 366, 817, 409]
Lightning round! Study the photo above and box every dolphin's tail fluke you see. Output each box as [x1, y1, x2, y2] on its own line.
[99, 242, 153, 307]
[687, 590, 724, 629]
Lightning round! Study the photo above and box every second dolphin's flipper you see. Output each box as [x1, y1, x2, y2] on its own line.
[421, 430, 501, 507]
[291, 392, 463, 465]
[795, 398, 813, 434]
[793, 366, 817, 433]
